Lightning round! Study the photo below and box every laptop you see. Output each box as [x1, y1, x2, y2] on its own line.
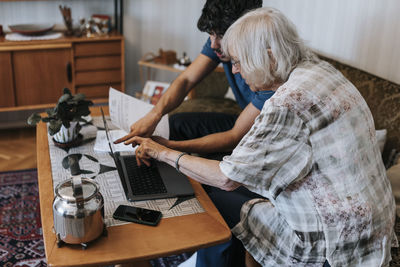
[100, 108, 194, 201]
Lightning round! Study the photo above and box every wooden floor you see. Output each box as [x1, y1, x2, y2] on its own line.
[0, 127, 37, 172]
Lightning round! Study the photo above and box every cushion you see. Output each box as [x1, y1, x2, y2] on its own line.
[377, 129, 388, 154]
[387, 160, 400, 217]
[170, 98, 242, 116]
[190, 71, 229, 99]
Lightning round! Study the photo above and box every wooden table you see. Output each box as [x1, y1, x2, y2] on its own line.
[36, 106, 231, 267]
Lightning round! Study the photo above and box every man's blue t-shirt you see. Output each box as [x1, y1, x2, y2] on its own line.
[201, 38, 274, 110]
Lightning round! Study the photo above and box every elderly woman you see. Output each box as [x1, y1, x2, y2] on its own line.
[130, 7, 396, 266]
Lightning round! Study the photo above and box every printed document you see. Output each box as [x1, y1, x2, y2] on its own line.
[94, 87, 169, 152]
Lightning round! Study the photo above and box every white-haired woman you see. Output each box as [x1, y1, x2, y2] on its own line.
[131, 7, 396, 266]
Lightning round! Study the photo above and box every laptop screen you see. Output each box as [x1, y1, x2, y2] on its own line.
[100, 107, 117, 155]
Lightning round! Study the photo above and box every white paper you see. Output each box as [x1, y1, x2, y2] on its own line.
[108, 87, 169, 138]
[94, 129, 136, 152]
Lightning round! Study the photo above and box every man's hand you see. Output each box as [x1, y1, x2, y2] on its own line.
[151, 136, 170, 147]
[114, 111, 161, 146]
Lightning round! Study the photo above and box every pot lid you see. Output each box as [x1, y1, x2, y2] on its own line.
[55, 178, 99, 202]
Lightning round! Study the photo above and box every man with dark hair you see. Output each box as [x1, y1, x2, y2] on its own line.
[117, 0, 267, 148]
[198, 0, 261, 39]
[116, 1, 268, 266]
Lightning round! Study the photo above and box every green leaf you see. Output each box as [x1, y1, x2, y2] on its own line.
[48, 120, 62, 135]
[28, 87, 93, 132]
[63, 88, 72, 95]
[56, 102, 70, 120]
[46, 108, 56, 117]
[27, 113, 42, 125]
[86, 99, 93, 105]
[62, 120, 71, 128]
[58, 94, 71, 104]
[72, 93, 85, 102]
[75, 105, 90, 118]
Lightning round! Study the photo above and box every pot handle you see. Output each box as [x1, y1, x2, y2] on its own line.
[68, 155, 84, 208]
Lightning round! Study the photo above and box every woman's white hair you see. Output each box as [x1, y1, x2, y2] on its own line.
[222, 7, 317, 88]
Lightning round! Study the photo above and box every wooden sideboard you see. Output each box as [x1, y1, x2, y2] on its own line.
[0, 32, 124, 111]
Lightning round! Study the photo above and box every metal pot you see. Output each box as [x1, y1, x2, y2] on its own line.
[53, 156, 105, 248]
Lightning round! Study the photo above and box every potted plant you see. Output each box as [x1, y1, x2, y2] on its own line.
[27, 88, 93, 144]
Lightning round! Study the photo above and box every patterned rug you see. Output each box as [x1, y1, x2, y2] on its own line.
[0, 169, 191, 267]
[0, 169, 46, 267]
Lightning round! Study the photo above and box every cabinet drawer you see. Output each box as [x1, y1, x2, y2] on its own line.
[75, 70, 121, 86]
[75, 55, 121, 71]
[77, 84, 122, 98]
[74, 41, 121, 57]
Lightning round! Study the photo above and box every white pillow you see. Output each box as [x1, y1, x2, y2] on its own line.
[376, 129, 387, 154]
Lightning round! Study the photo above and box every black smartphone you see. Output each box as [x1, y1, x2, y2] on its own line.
[113, 205, 162, 226]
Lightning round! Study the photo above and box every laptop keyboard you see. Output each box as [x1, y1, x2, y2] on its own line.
[122, 157, 167, 196]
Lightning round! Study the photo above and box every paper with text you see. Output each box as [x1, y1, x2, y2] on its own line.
[94, 129, 136, 152]
[109, 87, 169, 139]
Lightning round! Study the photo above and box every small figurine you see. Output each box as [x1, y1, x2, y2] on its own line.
[78, 16, 109, 37]
[178, 52, 191, 66]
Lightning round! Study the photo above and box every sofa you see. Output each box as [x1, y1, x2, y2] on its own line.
[171, 55, 400, 265]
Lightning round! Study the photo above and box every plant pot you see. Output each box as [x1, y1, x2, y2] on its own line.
[53, 122, 80, 144]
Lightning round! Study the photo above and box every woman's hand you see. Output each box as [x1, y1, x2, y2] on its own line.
[151, 136, 171, 147]
[133, 136, 171, 167]
[133, 137, 241, 191]
[114, 111, 161, 146]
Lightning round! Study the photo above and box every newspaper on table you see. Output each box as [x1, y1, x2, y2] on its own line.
[48, 88, 204, 228]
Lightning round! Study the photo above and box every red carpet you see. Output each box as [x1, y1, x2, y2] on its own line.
[0, 169, 46, 267]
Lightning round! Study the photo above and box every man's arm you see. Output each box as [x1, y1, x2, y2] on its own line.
[153, 103, 261, 154]
[115, 54, 219, 144]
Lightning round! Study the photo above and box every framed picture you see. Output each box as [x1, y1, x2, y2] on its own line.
[141, 81, 170, 104]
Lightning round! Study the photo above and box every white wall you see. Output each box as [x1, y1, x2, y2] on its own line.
[1, 0, 399, 96]
[0, 0, 113, 29]
[125, 0, 400, 93]
[123, 0, 208, 94]
[263, 0, 400, 86]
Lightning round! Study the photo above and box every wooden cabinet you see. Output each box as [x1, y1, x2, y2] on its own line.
[13, 47, 72, 106]
[0, 52, 15, 107]
[74, 40, 123, 98]
[0, 33, 124, 111]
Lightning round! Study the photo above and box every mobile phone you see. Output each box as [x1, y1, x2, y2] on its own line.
[113, 205, 162, 226]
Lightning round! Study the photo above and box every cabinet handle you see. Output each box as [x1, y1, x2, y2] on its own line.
[66, 62, 72, 83]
